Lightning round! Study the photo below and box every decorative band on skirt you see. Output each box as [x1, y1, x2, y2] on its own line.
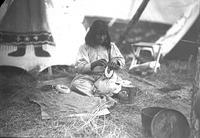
[0, 31, 55, 46]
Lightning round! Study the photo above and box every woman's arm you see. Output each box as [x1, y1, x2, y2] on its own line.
[75, 44, 91, 73]
[110, 42, 125, 68]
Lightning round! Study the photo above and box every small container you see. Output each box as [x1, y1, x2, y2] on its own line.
[55, 84, 70, 94]
[117, 87, 137, 104]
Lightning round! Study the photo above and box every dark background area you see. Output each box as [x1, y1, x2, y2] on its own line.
[85, 15, 200, 61]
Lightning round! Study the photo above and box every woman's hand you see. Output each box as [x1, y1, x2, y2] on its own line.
[108, 59, 120, 70]
[91, 59, 107, 70]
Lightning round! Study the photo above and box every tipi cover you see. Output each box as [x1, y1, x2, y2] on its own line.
[0, 0, 199, 71]
[0, 0, 86, 72]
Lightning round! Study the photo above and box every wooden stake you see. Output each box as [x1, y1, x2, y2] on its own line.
[191, 47, 200, 138]
[48, 66, 53, 76]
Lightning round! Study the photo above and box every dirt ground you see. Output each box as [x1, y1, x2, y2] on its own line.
[0, 59, 194, 138]
[0, 16, 198, 137]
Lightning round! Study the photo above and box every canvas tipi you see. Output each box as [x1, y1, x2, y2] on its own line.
[0, 0, 199, 72]
[0, 0, 86, 72]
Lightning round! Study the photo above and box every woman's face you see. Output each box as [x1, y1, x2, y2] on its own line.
[95, 33, 107, 45]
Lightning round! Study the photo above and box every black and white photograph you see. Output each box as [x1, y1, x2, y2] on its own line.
[0, 0, 199, 137]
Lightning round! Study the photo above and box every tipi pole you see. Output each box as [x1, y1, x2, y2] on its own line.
[117, 0, 150, 45]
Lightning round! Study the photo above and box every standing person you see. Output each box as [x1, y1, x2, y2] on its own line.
[70, 20, 125, 97]
[0, 0, 54, 57]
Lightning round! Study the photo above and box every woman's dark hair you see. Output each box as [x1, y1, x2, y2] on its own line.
[85, 20, 111, 49]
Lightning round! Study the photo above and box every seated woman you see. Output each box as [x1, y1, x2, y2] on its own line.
[70, 20, 125, 97]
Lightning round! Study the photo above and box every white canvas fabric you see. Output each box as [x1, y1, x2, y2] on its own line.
[77, 0, 198, 24]
[0, 0, 86, 71]
[0, 0, 199, 71]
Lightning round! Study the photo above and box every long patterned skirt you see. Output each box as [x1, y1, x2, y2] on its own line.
[0, 0, 55, 47]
